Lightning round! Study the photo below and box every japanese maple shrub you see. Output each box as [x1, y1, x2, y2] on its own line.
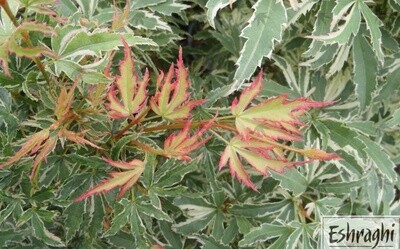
[0, 37, 338, 199]
[0, 0, 359, 247]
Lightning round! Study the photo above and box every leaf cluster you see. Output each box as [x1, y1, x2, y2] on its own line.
[0, 0, 399, 248]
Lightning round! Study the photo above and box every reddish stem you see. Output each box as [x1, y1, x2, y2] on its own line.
[114, 107, 150, 139]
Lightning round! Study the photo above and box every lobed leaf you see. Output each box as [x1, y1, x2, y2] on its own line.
[150, 47, 205, 121]
[0, 129, 50, 169]
[163, 118, 214, 161]
[58, 129, 103, 150]
[30, 136, 57, 180]
[231, 72, 332, 141]
[31, 212, 65, 247]
[54, 80, 78, 120]
[219, 136, 301, 190]
[222, 72, 339, 190]
[107, 38, 149, 119]
[74, 158, 145, 201]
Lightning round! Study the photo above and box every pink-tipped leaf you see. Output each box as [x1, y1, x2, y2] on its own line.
[231, 72, 333, 141]
[107, 38, 149, 119]
[163, 118, 214, 161]
[74, 158, 145, 202]
[150, 47, 205, 120]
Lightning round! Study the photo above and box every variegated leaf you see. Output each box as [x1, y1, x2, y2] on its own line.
[58, 129, 103, 150]
[107, 38, 149, 119]
[231, 71, 332, 141]
[54, 80, 78, 120]
[206, 0, 237, 28]
[0, 22, 55, 76]
[74, 158, 145, 201]
[163, 119, 214, 161]
[150, 47, 205, 121]
[0, 129, 50, 169]
[309, 1, 360, 45]
[229, 0, 287, 93]
[219, 136, 302, 190]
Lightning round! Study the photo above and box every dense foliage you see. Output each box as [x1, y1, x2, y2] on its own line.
[0, 0, 399, 248]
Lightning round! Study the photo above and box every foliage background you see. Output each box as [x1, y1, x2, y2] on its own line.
[0, 0, 399, 248]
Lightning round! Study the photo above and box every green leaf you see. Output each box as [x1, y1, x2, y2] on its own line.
[318, 178, 365, 194]
[129, 206, 148, 248]
[206, 0, 237, 29]
[260, 79, 300, 99]
[221, 218, 238, 245]
[87, 193, 106, 238]
[76, 0, 98, 18]
[359, 1, 384, 62]
[385, 108, 400, 128]
[366, 169, 380, 214]
[106, 200, 132, 236]
[287, 0, 319, 26]
[149, 0, 189, 15]
[138, 202, 172, 222]
[64, 201, 85, 242]
[347, 121, 377, 136]
[358, 135, 397, 183]
[67, 154, 108, 169]
[271, 55, 300, 94]
[31, 212, 65, 247]
[270, 168, 308, 195]
[211, 210, 224, 238]
[55, 0, 78, 16]
[236, 216, 253, 234]
[377, 67, 400, 101]
[194, 234, 230, 249]
[0, 72, 24, 88]
[229, 199, 291, 218]
[230, 0, 287, 93]
[53, 30, 157, 59]
[159, 220, 183, 249]
[110, 134, 138, 160]
[310, 1, 361, 45]
[154, 159, 198, 187]
[313, 197, 342, 221]
[129, 10, 172, 31]
[0, 229, 30, 247]
[0, 201, 18, 221]
[106, 231, 136, 249]
[131, 0, 166, 9]
[302, 44, 340, 70]
[323, 120, 367, 159]
[54, 60, 111, 84]
[22, 71, 39, 102]
[312, 120, 330, 150]
[303, 0, 336, 57]
[353, 34, 378, 110]
[173, 213, 214, 235]
[0, 107, 19, 141]
[239, 223, 289, 247]
[285, 223, 303, 249]
[173, 197, 216, 235]
[203, 85, 231, 108]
